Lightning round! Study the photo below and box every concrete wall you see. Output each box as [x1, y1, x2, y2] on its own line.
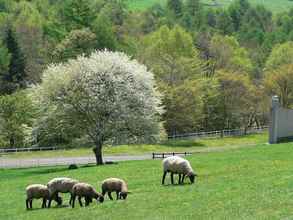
[269, 96, 293, 143]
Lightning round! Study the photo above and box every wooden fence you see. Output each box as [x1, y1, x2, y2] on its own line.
[152, 152, 192, 159]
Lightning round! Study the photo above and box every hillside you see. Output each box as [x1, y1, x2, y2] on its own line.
[126, 0, 293, 13]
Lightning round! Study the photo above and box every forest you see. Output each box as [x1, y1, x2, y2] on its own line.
[0, 0, 293, 149]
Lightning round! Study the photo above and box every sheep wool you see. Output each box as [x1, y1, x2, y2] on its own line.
[26, 184, 62, 209]
[162, 156, 196, 185]
[101, 178, 128, 200]
[47, 177, 79, 208]
[71, 182, 104, 208]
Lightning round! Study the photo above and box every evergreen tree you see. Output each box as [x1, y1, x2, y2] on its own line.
[2, 27, 26, 94]
[167, 0, 183, 17]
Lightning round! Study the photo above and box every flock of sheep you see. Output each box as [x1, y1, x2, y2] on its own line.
[26, 155, 197, 210]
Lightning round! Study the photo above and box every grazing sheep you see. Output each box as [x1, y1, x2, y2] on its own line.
[101, 178, 128, 200]
[26, 184, 62, 209]
[162, 156, 197, 185]
[71, 183, 104, 208]
[47, 177, 79, 208]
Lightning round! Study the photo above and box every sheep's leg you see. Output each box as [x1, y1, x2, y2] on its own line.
[171, 173, 174, 185]
[116, 191, 119, 200]
[71, 194, 76, 208]
[30, 200, 33, 209]
[181, 174, 186, 184]
[78, 196, 83, 207]
[48, 192, 56, 208]
[162, 171, 167, 185]
[26, 199, 30, 209]
[42, 198, 46, 208]
[69, 193, 73, 205]
[85, 197, 90, 206]
[108, 192, 113, 200]
[178, 174, 182, 184]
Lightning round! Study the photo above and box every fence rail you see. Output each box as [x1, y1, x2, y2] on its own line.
[168, 126, 268, 140]
[152, 152, 192, 159]
[0, 146, 58, 154]
[0, 126, 268, 154]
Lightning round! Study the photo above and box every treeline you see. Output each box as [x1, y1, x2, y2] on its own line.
[0, 0, 293, 148]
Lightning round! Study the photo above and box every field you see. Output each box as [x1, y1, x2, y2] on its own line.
[0, 133, 267, 159]
[125, 0, 293, 13]
[2, 140, 293, 219]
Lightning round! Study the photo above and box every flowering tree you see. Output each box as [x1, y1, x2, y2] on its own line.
[35, 51, 163, 165]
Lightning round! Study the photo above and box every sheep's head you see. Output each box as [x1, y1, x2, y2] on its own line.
[187, 171, 197, 184]
[95, 193, 104, 203]
[119, 192, 128, 200]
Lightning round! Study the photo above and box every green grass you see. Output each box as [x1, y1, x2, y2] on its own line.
[2, 141, 293, 219]
[0, 133, 267, 159]
[125, 0, 293, 13]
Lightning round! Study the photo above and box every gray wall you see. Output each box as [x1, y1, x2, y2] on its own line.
[269, 96, 293, 143]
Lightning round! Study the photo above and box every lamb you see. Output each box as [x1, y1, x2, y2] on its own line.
[47, 177, 79, 208]
[26, 184, 62, 209]
[71, 183, 104, 208]
[101, 178, 128, 200]
[162, 156, 197, 185]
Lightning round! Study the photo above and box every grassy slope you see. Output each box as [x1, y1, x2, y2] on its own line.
[0, 133, 267, 159]
[2, 141, 293, 219]
[126, 0, 293, 13]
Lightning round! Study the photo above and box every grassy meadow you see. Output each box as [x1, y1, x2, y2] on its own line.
[0, 133, 267, 159]
[2, 140, 293, 219]
[125, 0, 293, 13]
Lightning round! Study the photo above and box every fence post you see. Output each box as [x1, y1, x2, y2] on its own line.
[162, 153, 165, 158]
[269, 96, 280, 144]
[221, 130, 224, 138]
[152, 153, 155, 159]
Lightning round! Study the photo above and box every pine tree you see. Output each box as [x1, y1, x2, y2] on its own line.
[167, 0, 183, 17]
[3, 27, 26, 93]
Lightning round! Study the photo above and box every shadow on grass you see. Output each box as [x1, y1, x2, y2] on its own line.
[27, 204, 69, 211]
[162, 183, 194, 187]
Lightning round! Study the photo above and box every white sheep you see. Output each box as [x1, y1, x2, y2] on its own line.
[47, 177, 79, 208]
[162, 156, 197, 185]
[25, 184, 62, 209]
[71, 182, 104, 208]
[101, 178, 129, 200]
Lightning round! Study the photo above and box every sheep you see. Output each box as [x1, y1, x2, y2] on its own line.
[25, 184, 62, 209]
[101, 178, 128, 200]
[47, 177, 79, 208]
[71, 183, 104, 208]
[162, 156, 197, 185]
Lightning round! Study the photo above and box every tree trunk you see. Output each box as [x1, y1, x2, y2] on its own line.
[9, 136, 15, 148]
[93, 142, 103, 165]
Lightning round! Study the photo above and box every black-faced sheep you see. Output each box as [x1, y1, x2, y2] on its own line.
[101, 178, 128, 200]
[26, 184, 62, 209]
[162, 156, 197, 185]
[47, 177, 79, 208]
[71, 183, 104, 208]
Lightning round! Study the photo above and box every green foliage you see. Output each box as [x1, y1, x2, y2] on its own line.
[58, 0, 96, 31]
[92, 15, 118, 50]
[209, 34, 253, 74]
[167, 0, 183, 17]
[0, 90, 35, 147]
[265, 41, 293, 70]
[264, 64, 293, 108]
[53, 28, 97, 62]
